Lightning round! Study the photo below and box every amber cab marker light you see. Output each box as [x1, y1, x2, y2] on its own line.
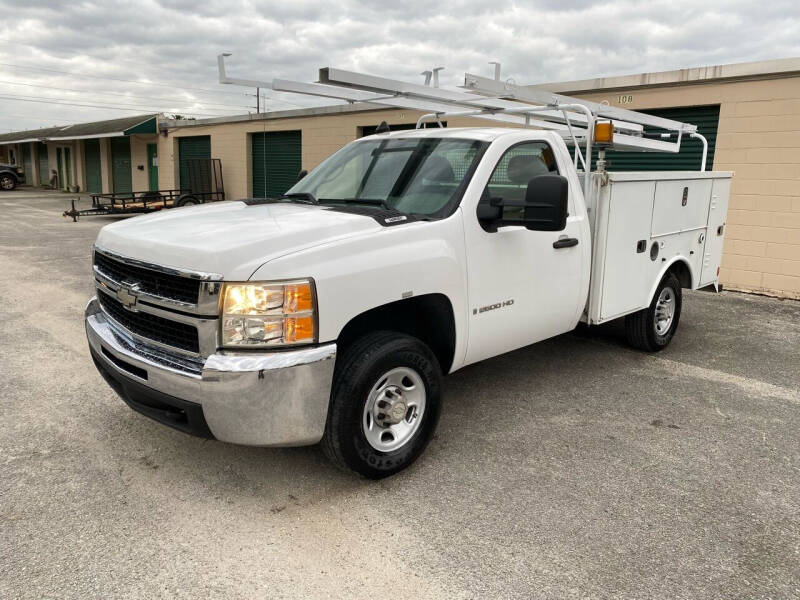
[594, 121, 614, 145]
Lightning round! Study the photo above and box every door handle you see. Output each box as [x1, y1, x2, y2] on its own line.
[553, 237, 579, 249]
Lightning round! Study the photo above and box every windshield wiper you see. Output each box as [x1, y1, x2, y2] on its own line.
[278, 192, 318, 204]
[319, 198, 392, 210]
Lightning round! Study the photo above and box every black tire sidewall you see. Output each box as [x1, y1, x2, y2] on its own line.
[176, 196, 198, 208]
[647, 274, 682, 349]
[330, 335, 442, 478]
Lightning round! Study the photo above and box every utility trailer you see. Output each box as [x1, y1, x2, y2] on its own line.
[83, 61, 732, 478]
[63, 158, 225, 221]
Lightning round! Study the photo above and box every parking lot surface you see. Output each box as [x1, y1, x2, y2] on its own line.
[1, 191, 799, 599]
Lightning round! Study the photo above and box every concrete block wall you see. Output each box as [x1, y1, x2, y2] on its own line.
[129, 135, 153, 191]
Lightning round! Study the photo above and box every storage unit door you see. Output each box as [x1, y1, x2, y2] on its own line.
[22, 143, 33, 183]
[251, 130, 302, 198]
[37, 142, 49, 185]
[178, 136, 211, 191]
[110, 137, 132, 194]
[605, 105, 721, 171]
[84, 139, 102, 193]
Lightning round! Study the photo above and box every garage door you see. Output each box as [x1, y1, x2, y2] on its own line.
[178, 136, 211, 190]
[252, 130, 301, 198]
[84, 139, 102, 193]
[37, 142, 49, 185]
[110, 137, 132, 193]
[22, 144, 33, 183]
[605, 105, 721, 171]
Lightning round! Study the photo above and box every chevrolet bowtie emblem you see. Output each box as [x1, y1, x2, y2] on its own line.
[117, 282, 141, 311]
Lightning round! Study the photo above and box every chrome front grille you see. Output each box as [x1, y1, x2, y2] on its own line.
[92, 247, 223, 357]
[94, 251, 201, 304]
[98, 290, 200, 353]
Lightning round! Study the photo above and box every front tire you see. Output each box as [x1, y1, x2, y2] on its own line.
[625, 272, 682, 352]
[0, 174, 17, 191]
[322, 332, 443, 479]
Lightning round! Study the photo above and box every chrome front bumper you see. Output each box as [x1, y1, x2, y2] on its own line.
[85, 297, 336, 446]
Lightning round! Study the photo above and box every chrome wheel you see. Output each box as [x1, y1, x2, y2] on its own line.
[362, 367, 426, 452]
[0, 176, 14, 190]
[654, 287, 676, 336]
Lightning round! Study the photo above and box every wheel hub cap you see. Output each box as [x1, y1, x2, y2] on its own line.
[654, 287, 676, 335]
[362, 367, 426, 452]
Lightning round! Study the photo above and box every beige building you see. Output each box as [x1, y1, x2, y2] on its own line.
[2, 58, 799, 298]
[0, 115, 158, 193]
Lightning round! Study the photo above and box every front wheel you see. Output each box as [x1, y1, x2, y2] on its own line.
[322, 332, 442, 479]
[625, 272, 682, 352]
[0, 174, 17, 191]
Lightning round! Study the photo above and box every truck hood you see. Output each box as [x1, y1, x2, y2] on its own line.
[95, 201, 382, 280]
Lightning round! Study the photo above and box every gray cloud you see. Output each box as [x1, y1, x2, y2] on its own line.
[0, 0, 798, 131]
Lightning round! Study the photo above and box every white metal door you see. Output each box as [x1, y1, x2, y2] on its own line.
[462, 140, 585, 366]
[699, 177, 731, 287]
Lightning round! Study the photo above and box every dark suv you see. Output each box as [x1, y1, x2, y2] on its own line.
[0, 163, 25, 190]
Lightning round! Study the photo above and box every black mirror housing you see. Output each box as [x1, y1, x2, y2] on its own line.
[523, 174, 568, 231]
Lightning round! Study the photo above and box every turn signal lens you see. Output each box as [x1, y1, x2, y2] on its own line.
[284, 283, 313, 313]
[285, 316, 315, 343]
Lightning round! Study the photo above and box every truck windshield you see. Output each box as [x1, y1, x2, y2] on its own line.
[286, 137, 488, 217]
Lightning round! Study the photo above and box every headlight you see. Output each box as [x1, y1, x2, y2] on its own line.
[220, 279, 316, 347]
[16, 167, 23, 174]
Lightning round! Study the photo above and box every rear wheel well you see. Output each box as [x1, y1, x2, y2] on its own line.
[667, 259, 692, 289]
[336, 294, 456, 373]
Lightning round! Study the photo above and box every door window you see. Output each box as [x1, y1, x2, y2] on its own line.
[482, 142, 558, 220]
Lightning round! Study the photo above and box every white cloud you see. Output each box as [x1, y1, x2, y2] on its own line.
[0, 0, 797, 131]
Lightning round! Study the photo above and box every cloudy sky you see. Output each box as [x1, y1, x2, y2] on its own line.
[0, 0, 798, 132]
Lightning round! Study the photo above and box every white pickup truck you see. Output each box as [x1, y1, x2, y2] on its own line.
[85, 126, 731, 478]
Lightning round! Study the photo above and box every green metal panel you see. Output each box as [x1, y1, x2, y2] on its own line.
[178, 136, 211, 190]
[147, 143, 158, 191]
[123, 117, 157, 135]
[58, 147, 72, 189]
[604, 105, 720, 171]
[251, 130, 302, 198]
[37, 142, 49, 185]
[110, 136, 132, 193]
[84, 139, 102, 193]
[56, 148, 63, 189]
[22, 143, 32, 183]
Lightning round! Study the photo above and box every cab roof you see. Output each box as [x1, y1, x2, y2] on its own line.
[360, 127, 527, 143]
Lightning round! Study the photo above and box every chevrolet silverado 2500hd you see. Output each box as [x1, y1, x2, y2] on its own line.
[85, 126, 731, 478]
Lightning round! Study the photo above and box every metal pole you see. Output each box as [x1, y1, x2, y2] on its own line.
[690, 132, 708, 171]
[256, 87, 260, 113]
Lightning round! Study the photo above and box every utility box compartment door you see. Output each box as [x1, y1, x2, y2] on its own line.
[590, 180, 656, 322]
[699, 177, 731, 287]
[651, 178, 712, 237]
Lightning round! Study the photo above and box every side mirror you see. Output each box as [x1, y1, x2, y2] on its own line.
[297, 169, 308, 181]
[522, 174, 568, 231]
[477, 174, 568, 232]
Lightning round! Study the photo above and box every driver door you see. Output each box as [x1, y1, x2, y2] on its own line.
[462, 140, 585, 366]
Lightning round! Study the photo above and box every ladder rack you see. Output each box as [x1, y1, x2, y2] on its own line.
[216, 55, 709, 198]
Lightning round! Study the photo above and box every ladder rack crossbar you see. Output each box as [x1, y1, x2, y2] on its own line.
[463, 73, 697, 134]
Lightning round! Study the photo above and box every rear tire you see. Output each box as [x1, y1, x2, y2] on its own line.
[322, 331, 442, 479]
[0, 174, 17, 191]
[625, 272, 682, 352]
